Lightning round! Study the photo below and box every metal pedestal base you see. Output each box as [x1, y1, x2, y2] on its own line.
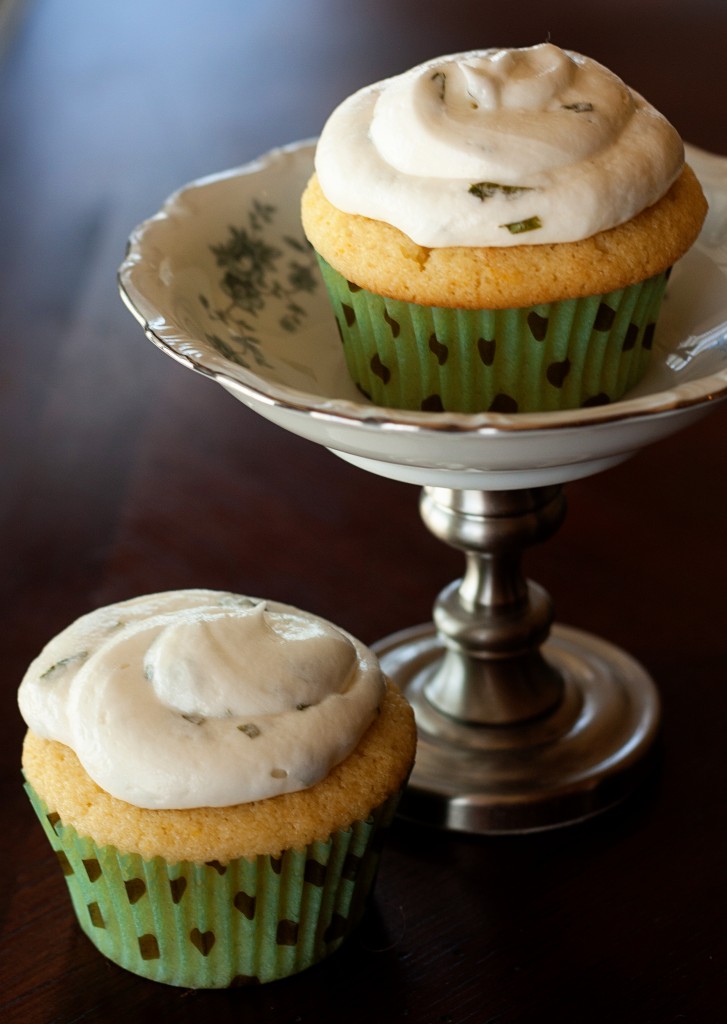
[375, 621, 660, 834]
[372, 484, 661, 834]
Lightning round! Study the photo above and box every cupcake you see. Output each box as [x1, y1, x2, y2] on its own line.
[18, 590, 416, 987]
[301, 43, 707, 413]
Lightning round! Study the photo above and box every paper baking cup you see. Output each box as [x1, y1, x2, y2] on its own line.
[25, 783, 399, 987]
[316, 257, 669, 413]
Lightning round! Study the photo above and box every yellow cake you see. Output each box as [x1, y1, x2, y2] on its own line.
[18, 590, 416, 987]
[302, 44, 708, 413]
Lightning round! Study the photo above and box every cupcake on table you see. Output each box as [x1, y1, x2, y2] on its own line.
[18, 590, 416, 987]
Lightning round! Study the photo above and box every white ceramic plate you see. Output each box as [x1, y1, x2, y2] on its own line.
[119, 141, 727, 489]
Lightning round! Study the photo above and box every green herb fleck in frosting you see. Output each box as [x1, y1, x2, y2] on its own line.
[238, 723, 261, 738]
[562, 101, 594, 112]
[501, 216, 543, 235]
[431, 70, 446, 101]
[468, 182, 534, 202]
[182, 713, 206, 726]
[40, 651, 89, 680]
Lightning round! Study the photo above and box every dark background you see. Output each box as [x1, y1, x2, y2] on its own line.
[2, 2, 726, 1021]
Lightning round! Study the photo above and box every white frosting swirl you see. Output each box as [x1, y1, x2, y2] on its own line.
[18, 590, 385, 809]
[314, 43, 684, 246]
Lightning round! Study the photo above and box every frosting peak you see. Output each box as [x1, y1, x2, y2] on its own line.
[315, 44, 684, 246]
[144, 602, 358, 718]
[18, 591, 384, 809]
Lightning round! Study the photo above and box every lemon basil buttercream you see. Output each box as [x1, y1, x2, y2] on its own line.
[302, 43, 707, 413]
[19, 590, 416, 986]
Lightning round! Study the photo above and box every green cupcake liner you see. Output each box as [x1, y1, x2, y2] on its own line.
[24, 782, 399, 987]
[316, 256, 669, 413]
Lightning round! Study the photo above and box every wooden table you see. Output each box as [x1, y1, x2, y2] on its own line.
[2, 2, 726, 1020]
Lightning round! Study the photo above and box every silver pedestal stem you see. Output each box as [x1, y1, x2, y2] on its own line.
[421, 485, 565, 726]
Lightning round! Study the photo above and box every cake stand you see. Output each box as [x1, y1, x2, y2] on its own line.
[119, 140, 727, 833]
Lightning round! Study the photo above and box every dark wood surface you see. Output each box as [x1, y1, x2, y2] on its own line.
[2, 2, 727, 1021]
